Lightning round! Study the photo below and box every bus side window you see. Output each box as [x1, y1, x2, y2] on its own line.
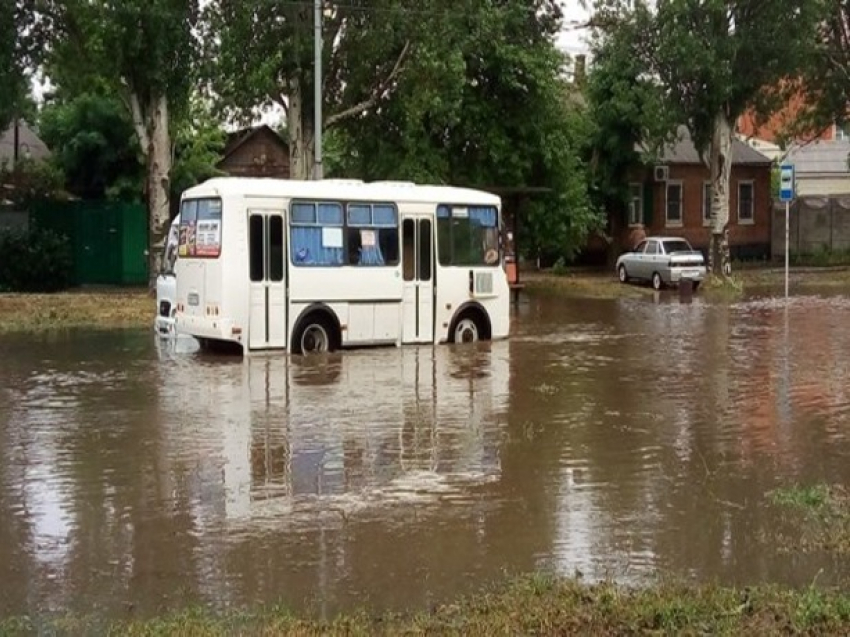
[345, 203, 399, 266]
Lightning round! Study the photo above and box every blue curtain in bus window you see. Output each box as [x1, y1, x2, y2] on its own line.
[290, 202, 344, 266]
[469, 206, 497, 227]
[359, 229, 385, 265]
[291, 226, 344, 265]
[437, 205, 451, 218]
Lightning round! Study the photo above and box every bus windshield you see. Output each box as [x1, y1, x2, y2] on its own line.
[437, 205, 499, 266]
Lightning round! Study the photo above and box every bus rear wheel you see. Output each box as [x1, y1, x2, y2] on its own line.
[292, 315, 336, 355]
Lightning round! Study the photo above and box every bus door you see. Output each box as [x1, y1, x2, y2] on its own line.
[248, 209, 287, 349]
[402, 216, 434, 343]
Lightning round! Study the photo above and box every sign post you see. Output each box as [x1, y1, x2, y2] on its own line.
[779, 164, 795, 300]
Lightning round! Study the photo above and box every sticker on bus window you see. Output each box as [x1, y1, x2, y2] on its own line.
[179, 221, 197, 256]
[322, 226, 343, 248]
[195, 220, 221, 257]
[360, 229, 376, 247]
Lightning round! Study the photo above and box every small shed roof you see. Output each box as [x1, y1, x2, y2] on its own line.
[220, 125, 288, 161]
[785, 140, 850, 176]
[0, 121, 51, 163]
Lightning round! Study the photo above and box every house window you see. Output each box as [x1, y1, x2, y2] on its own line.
[835, 121, 850, 141]
[738, 181, 754, 224]
[628, 183, 644, 226]
[665, 181, 683, 226]
[702, 182, 712, 226]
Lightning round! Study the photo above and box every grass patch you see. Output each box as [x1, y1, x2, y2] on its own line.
[2, 577, 850, 635]
[764, 484, 850, 555]
[523, 272, 651, 299]
[701, 273, 745, 300]
[0, 290, 152, 333]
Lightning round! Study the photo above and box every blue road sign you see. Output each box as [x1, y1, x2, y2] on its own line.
[779, 164, 795, 202]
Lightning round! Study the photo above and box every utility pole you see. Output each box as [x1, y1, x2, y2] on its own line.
[12, 117, 20, 166]
[313, 0, 323, 180]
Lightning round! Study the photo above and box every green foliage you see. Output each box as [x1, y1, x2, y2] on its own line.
[0, 224, 73, 292]
[4, 577, 850, 635]
[600, 0, 827, 158]
[331, 1, 600, 259]
[770, 484, 832, 510]
[795, 1, 850, 139]
[0, 158, 66, 206]
[36, 0, 200, 120]
[585, 11, 674, 239]
[170, 97, 227, 197]
[38, 92, 144, 200]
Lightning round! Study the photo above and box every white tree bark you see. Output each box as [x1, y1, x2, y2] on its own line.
[287, 77, 314, 180]
[147, 95, 172, 288]
[709, 110, 733, 277]
[130, 91, 172, 290]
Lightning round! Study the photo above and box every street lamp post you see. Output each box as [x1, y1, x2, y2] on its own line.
[313, 0, 323, 180]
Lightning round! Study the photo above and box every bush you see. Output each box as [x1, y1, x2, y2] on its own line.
[0, 225, 73, 292]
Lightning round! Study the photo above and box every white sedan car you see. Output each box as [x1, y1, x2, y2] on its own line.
[615, 236, 707, 291]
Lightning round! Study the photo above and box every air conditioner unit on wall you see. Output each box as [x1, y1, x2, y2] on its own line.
[654, 165, 669, 182]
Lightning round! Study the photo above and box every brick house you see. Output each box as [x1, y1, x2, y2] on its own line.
[217, 125, 290, 178]
[618, 127, 773, 260]
[737, 91, 850, 144]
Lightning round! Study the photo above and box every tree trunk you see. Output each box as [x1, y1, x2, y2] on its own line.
[709, 110, 733, 277]
[130, 92, 172, 291]
[287, 77, 315, 180]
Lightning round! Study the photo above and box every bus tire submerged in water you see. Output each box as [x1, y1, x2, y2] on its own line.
[449, 305, 491, 344]
[292, 309, 340, 355]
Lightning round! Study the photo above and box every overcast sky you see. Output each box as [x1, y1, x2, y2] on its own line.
[557, 1, 592, 56]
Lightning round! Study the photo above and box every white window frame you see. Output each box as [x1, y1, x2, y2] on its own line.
[628, 182, 644, 227]
[665, 180, 683, 227]
[835, 122, 850, 141]
[702, 181, 712, 227]
[737, 180, 755, 225]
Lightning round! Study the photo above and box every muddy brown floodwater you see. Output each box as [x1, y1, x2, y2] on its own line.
[1, 290, 849, 620]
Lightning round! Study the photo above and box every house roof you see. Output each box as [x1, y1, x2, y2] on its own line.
[0, 121, 51, 163]
[642, 125, 772, 166]
[785, 140, 850, 175]
[221, 125, 288, 160]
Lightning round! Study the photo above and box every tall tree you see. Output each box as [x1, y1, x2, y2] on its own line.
[33, 0, 200, 287]
[333, 0, 601, 258]
[797, 1, 850, 140]
[592, 0, 826, 276]
[205, 0, 432, 180]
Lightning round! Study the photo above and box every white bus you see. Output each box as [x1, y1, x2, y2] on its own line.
[173, 177, 510, 354]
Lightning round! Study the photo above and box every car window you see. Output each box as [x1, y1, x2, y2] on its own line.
[634, 240, 647, 253]
[645, 241, 659, 255]
[662, 239, 692, 254]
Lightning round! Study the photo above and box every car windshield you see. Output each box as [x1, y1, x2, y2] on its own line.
[663, 240, 693, 254]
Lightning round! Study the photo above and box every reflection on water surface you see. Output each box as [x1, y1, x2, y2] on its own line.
[1, 291, 849, 617]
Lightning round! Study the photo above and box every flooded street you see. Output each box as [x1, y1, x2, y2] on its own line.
[2, 290, 850, 619]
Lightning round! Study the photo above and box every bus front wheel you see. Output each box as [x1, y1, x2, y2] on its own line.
[292, 315, 337, 355]
[451, 311, 487, 344]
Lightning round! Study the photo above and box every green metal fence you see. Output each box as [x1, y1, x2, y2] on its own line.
[29, 201, 147, 286]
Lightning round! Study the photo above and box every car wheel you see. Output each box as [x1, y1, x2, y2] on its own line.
[652, 272, 664, 291]
[618, 264, 629, 283]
